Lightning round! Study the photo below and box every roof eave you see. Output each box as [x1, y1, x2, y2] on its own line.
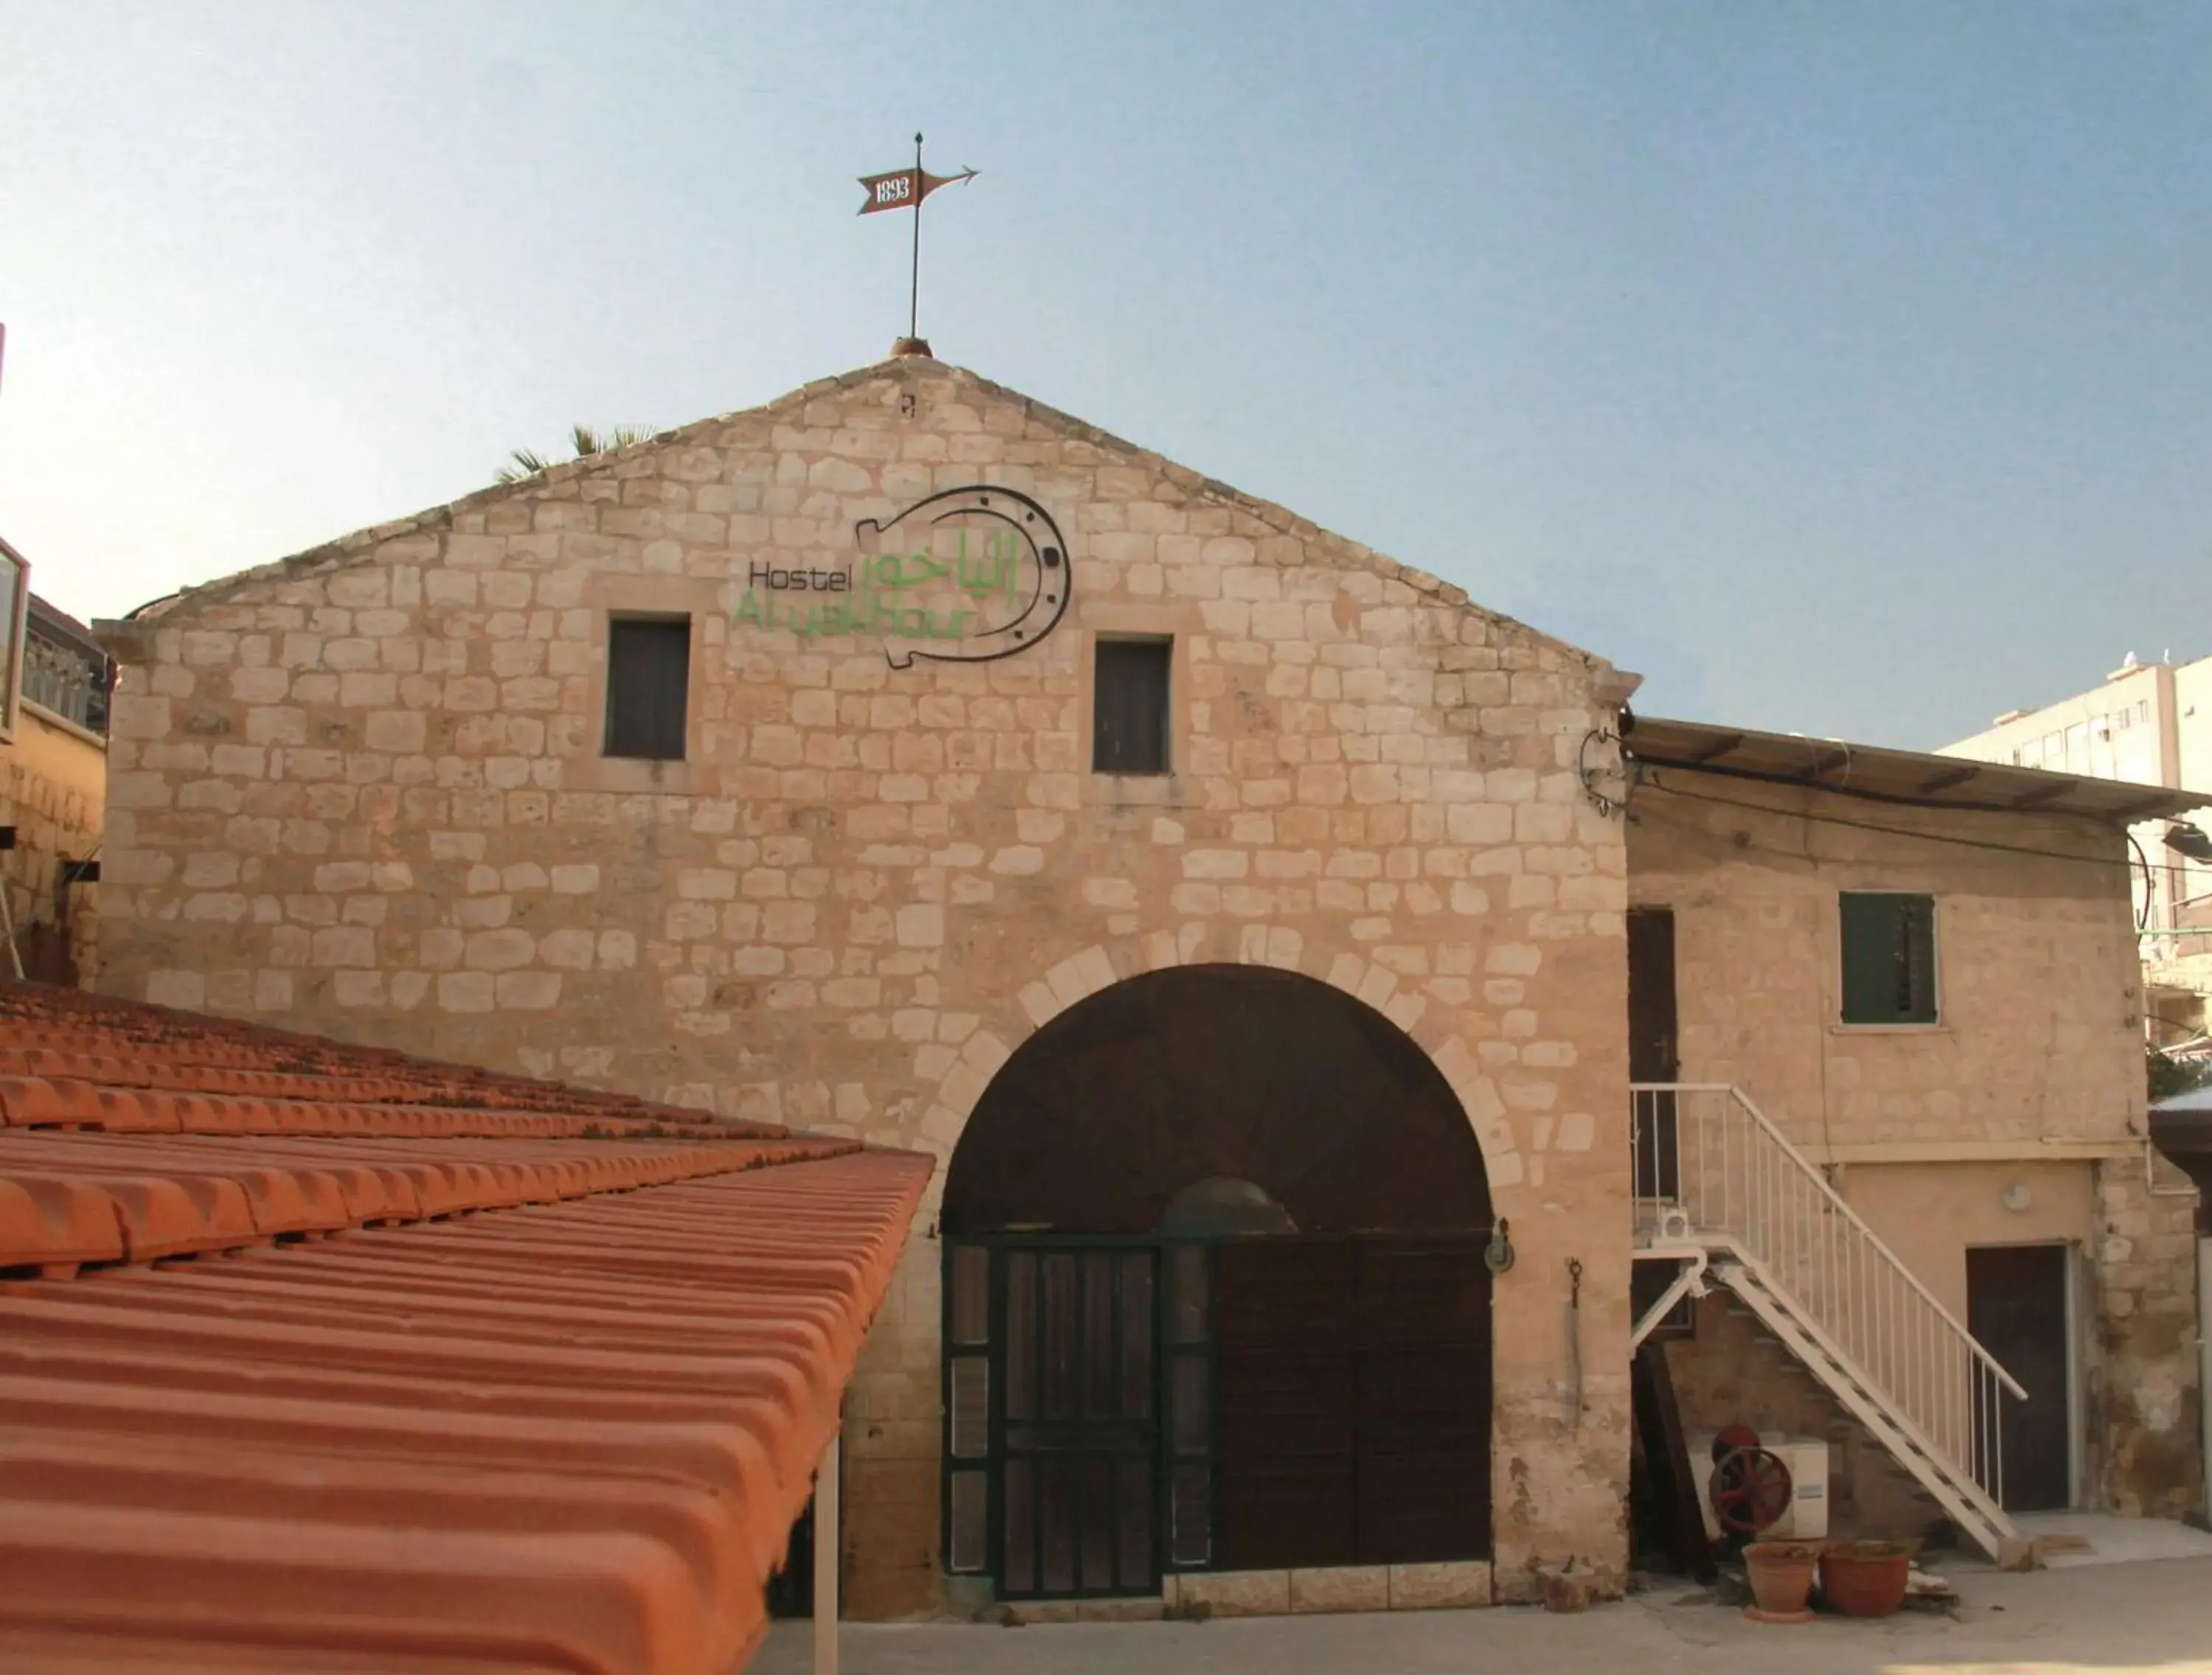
[1630, 713, 2212, 824]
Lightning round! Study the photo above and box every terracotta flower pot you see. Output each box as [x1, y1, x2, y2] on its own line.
[1742, 1540, 1823, 1623]
[1818, 1540, 1912, 1617]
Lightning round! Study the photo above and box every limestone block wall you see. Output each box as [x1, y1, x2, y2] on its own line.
[2092, 1151, 2205, 1516]
[94, 358, 1640, 1615]
[1627, 776, 2145, 1150]
[1660, 1294, 1944, 1542]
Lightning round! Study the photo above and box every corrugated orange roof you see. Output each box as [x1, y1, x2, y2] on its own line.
[0, 978, 932, 1674]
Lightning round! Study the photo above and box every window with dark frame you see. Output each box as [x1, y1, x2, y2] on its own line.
[1839, 891, 1938, 1025]
[1092, 637, 1171, 776]
[603, 616, 691, 761]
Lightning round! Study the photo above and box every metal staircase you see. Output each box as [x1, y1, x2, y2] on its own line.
[1630, 1083, 2026, 1559]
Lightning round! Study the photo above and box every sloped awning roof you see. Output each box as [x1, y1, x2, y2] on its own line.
[1630, 714, 2212, 823]
[0, 979, 931, 1674]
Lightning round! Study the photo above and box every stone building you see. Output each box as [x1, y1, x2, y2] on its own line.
[1942, 655, 2212, 1061]
[1, 537, 107, 986]
[89, 355, 2202, 1617]
[1623, 719, 2205, 1540]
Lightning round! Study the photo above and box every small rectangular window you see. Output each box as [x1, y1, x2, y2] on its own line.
[604, 616, 690, 760]
[1839, 891, 1938, 1025]
[1093, 637, 1171, 775]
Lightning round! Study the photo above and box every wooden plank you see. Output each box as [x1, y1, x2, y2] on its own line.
[1632, 1340, 1716, 1582]
[1916, 765, 1981, 794]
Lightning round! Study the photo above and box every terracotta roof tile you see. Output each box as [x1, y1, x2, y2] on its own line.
[0, 982, 742, 1130]
[0, 981, 932, 1672]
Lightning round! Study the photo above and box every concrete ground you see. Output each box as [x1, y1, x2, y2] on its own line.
[2006, 1510, 2212, 1568]
[755, 1554, 2212, 1675]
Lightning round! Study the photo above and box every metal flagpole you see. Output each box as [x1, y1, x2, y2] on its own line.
[856, 139, 974, 352]
[908, 133, 923, 341]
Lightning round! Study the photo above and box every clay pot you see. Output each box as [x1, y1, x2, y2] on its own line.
[1818, 1540, 1912, 1617]
[1742, 1540, 1823, 1623]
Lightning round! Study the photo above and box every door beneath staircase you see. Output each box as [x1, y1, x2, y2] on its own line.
[1966, 1242, 2073, 1511]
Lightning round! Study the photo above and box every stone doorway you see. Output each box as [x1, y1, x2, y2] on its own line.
[939, 964, 1496, 1601]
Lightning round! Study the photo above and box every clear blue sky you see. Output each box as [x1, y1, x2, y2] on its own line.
[4, 2, 2208, 747]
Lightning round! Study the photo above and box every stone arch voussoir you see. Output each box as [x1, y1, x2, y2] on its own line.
[900, 922, 1528, 1202]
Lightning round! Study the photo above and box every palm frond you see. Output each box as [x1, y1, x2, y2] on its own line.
[572, 423, 654, 456]
[496, 425, 655, 487]
[493, 447, 552, 485]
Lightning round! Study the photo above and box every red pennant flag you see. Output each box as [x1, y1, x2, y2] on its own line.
[857, 164, 976, 215]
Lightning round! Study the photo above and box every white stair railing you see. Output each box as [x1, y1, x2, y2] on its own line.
[1632, 1083, 2027, 1522]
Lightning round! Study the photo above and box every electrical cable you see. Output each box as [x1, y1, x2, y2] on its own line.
[2124, 830, 2156, 930]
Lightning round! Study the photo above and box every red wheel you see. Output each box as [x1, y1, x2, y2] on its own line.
[1708, 1445, 1793, 1535]
[1711, 1423, 1761, 1465]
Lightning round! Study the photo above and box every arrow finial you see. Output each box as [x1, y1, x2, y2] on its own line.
[855, 134, 980, 349]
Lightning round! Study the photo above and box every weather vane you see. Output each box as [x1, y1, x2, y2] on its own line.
[858, 133, 977, 355]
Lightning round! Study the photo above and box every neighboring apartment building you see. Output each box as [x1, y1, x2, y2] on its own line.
[86, 355, 2202, 1617]
[0, 537, 107, 985]
[1943, 657, 2212, 1055]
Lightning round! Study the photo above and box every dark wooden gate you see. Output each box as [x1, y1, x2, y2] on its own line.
[976, 1244, 1161, 1598]
[1213, 1236, 1491, 1569]
[1966, 1243, 2073, 1511]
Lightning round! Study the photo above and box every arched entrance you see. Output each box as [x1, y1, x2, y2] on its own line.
[940, 964, 1495, 1599]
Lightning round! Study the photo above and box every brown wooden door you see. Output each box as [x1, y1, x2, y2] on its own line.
[1966, 1244, 2072, 1511]
[1627, 908, 1680, 1198]
[1213, 1236, 1490, 1570]
[1354, 1239, 1492, 1564]
[1214, 1239, 1358, 1570]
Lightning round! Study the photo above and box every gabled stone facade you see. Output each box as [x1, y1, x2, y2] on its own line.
[95, 357, 1642, 1614]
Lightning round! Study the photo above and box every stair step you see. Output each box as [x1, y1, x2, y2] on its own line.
[1709, 1256, 2018, 1559]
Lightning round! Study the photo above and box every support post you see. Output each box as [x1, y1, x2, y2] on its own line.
[813, 1429, 841, 1675]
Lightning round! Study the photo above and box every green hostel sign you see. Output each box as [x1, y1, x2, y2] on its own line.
[734, 486, 1072, 669]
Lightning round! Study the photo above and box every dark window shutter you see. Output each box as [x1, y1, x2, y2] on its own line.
[1093, 638, 1171, 774]
[605, 617, 690, 760]
[1897, 894, 1938, 1023]
[1840, 891, 1938, 1024]
[1839, 893, 1896, 1023]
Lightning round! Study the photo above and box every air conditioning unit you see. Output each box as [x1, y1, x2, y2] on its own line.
[1655, 1205, 1693, 1244]
[1688, 1432, 1831, 1542]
